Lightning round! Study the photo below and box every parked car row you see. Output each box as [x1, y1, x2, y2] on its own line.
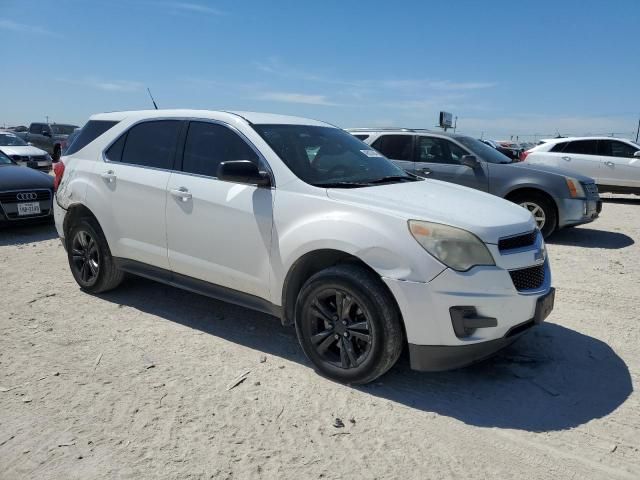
[349, 128, 601, 237]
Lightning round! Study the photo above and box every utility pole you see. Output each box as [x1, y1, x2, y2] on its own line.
[453, 116, 458, 133]
[45, 115, 49, 123]
[636, 117, 640, 142]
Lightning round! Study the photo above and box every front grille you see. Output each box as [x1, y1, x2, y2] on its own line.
[0, 190, 52, 204]
[583, 182, 599, 196]
[509, 264, 546, 291]
[10, 155, 47, 162]
[499, 230, 537, 251]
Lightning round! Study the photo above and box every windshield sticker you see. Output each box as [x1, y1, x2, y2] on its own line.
[361, 149, 383, 157]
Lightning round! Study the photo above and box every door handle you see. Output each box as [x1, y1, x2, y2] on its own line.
[100, 170, 116, 182]
[604, 161, 614, 167]
[170, 187, 192, 202]
[561, 156, 571, 161]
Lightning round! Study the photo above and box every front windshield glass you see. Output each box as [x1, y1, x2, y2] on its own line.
[51, 125, 78, 135]
[253, 124, 416, 187]
[0, 133, 28, 146]
[457, 136, 513, 164]
[0, 150, 12, 164]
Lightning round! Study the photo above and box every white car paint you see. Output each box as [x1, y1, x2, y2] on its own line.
[525, 136, 640, 191]
[55, 109, 551, 358]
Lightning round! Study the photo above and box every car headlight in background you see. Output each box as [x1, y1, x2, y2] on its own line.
[565, 177, 586, 198]
[408, 220, 495, 272]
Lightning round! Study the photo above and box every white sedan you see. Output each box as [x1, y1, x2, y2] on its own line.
[0, 131, 52, 171]
[524, 136, 640, 194]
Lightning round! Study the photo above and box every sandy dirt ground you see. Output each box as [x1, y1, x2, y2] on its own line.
[1, 195, 639, 479]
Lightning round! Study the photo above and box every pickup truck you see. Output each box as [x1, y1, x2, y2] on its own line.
[17, 122, 79, 160]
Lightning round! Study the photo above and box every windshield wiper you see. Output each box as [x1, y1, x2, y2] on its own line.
[314, 181, 371, 188]
[365, 175, 417, 185]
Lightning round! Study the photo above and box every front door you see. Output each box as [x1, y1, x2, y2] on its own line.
[165, 121, 273, 300]
[556, 139, 602, 181]
[597, 139, 640, 188]
[413, 136, 489, 191]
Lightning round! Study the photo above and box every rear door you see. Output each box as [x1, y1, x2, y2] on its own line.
[370, 134, 415, 173]
[86, 119, 182, 269]
[165, 120, 273, 299]
[413, 136, 489, 191]
[597, 139, 640, 188]
[555, 140, 601, 180]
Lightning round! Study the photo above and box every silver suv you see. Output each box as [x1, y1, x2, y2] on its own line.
[349, 128, 602, 238]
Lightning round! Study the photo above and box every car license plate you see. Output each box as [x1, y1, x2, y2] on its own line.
[17, 202, 41, 216]
[534, 288, 555, 324]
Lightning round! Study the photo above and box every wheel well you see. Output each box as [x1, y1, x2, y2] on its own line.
[281, 250, 387, 326]
[505, 187, 558, 219]
[63, 204, 101, 246]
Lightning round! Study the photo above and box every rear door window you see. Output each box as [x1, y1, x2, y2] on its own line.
[66, 120, 118, 155]
[563, 140, 599, 155]
[371, 135, 414, 161]
[550, 142, 568, 152]
[113, 120, 182, 169]
[181, 122, 258, 177]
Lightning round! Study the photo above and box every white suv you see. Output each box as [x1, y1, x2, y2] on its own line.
[524, 137, 640, 194]
[54, 110, 554, 384]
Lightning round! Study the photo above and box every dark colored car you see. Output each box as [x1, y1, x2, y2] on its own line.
[17, 122, 80, 160]
[0, 150, 54, 225]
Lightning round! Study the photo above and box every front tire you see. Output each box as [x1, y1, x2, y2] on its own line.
[294, 264, 403, 385]
[67, 217, 124, 293]
[509, 192, 558, 238]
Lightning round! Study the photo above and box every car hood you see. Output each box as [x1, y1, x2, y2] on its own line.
[326, 179, 535, 244]
[510, 161, 595, 182]
[0, 145, 49, 157]
[0, 164, 54, 190]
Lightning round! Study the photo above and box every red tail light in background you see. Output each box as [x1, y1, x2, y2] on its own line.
[53, 161, 65, 191]
[520, 150, 529, 161]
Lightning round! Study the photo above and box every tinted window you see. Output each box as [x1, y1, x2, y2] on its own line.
[353, 134, 369, 141]
[119, 121, 181, 169]
[29, 123, 42, 134]
[182, 122, 258, 177]
[417, 137, 456, 164]
[105, 133, 127, 162]
[51, 125, 78, 135]
[371, 135, 413, 160]
[253, 124, 412, 187]
[599, 140, 638, 158]
[66, 121, 118, 155]
[550, 142, 568, 152]
[563, 140, 598, 155]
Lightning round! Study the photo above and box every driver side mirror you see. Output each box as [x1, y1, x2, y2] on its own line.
[461, 155, 479, 169]
[217, 160, 271, 187]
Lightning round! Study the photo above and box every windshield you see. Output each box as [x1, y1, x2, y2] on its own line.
[457, 136, 513, 164]
[0, 150, 12, 164]
[51, 124, 78, 135]
[0, 133, 28, 146]
[253, 124, 416, 187]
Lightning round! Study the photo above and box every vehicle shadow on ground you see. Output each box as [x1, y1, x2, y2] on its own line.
[601, 196, 640, 205]
[548, 227, 634, 249]
[101, 276, 632, 433]
[0, 223, 57, 246]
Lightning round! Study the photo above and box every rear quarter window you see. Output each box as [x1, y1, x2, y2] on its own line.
[66, 120, 119, 155]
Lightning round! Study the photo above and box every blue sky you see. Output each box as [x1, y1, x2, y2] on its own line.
[1, 0, 639, 139]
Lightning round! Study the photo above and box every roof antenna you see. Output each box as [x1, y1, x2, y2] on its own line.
[147, 87, 159, 110]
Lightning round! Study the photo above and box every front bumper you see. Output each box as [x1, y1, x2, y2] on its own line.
[558, 197, 601, 228]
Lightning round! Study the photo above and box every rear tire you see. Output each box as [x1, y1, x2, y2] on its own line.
[294, 264, 403, 385]
[67, 217, 124, 293]
[509, 191, 557, 238]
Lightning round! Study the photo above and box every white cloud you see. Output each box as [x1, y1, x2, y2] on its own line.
[57, 77, 144, 92]
[0, 18, 58, 36]
[255, 92, 339, 106]
[160, 2, 225, 15]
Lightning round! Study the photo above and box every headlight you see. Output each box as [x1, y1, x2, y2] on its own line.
[565, 177, 585, 198]
[408, 220, 495, 271]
